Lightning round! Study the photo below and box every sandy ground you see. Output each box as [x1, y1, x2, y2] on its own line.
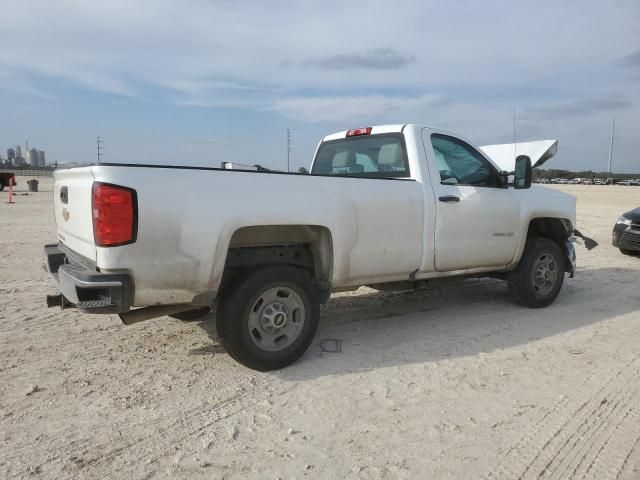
[1, 177, 640, 480]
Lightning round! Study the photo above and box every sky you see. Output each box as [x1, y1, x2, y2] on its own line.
[0, 0, 639, 172]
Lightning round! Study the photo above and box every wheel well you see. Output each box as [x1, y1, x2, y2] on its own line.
[223, 225, 333, 295]
[527, 217, 572, 249]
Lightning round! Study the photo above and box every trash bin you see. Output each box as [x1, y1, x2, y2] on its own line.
[27, 179, 39, 192]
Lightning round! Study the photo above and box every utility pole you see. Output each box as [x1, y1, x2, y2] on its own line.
[607, 116, 615, 174]
[287, 129, 292, 172]
[97, 136, 104, 164]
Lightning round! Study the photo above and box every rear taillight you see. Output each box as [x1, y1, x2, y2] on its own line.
[92, 182, 137, 247]
[346, 127, 372, 137]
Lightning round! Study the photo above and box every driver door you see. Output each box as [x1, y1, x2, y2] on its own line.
[424, 132, 520, 272]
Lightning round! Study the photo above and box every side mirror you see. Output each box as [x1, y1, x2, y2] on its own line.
[514, 155, 532, 189]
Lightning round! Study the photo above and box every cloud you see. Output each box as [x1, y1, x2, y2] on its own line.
[0, 1, 636, 103]
[532, 96, 633, 117]
[0, 70, 56, 100]
[270, 94, 447, 123]
[618, 49, 640, 69]
[306, 48, 415, 70]
[1, 0, 640, 172]
[163, 77, 278, 108]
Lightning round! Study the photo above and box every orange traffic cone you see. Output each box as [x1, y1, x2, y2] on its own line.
[6, 178, 15, 204]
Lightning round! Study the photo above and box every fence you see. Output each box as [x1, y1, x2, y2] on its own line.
[0, 166, 55, 177]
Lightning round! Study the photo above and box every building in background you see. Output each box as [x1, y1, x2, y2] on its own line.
[27, 148, 39, 167]
[13, 145, 26, 166]
[2, 144, 47, 167]
[26, 148, 46, 167]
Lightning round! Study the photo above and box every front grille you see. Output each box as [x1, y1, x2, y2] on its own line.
[618, 232, 640, 250]
[631, 222, 640, 231]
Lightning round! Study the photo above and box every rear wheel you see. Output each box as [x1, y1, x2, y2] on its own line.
[216, 265, 319, 371]
[508, 237, 565, 308]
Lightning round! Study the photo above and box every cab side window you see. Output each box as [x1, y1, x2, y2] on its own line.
[431, 134, 500, 187]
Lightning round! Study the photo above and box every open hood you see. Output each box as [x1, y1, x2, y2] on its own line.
[480, 139, 558, 171]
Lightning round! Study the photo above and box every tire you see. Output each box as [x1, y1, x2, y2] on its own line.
[169, 306, 211, 321]
[0, 183, 4, 192]
[620, 248, 638, 256]
[507, 237, 565, 308]
[216, 265, 319, 371]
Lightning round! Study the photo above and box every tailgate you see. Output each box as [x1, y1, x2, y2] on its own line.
[53, 167, 97, 262]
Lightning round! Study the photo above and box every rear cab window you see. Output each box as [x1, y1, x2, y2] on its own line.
[311, 133, 410, 178]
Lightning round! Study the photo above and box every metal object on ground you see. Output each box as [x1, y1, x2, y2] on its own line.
[320, 338, 342, 353]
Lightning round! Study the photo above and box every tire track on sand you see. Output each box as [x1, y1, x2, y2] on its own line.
[486, 355, 640, 480]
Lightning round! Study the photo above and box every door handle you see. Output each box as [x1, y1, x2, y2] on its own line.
[439, 195, 460, 203]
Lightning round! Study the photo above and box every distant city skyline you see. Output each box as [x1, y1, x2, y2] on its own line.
[0, 1, 639, 172]
[1, 141, 46, 167]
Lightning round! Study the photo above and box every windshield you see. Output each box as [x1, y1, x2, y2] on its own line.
[311, 133, 410, 178]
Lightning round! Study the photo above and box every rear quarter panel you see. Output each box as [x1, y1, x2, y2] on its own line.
[91, 166, 424, 306]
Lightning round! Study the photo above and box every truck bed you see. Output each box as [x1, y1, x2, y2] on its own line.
[53, 162, 424, 307]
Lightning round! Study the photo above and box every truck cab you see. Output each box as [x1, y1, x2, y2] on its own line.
[310, 124, 575, 276]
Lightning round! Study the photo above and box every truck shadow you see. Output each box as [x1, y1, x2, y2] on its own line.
[196, 266, 639, 379]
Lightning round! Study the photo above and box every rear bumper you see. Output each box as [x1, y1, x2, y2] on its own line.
[612, 224, 640, 251]
[43, 243, 133, 314]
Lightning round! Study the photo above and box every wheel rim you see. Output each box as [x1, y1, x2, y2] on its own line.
[532, 253, 559, 296]
[247, 286, 306, 352]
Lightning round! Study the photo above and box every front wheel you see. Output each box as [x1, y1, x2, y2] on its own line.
[216, 265, 319, 371]
[508, 237, 565, 308]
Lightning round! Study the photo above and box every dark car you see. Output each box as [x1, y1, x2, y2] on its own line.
[613, 207, 640, 255]
[0, 172, 17, 191]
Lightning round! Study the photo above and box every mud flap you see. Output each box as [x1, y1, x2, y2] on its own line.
[566, 241, 576, 278]
[574, 229, 599, 250]
[565, 229, 597, 279]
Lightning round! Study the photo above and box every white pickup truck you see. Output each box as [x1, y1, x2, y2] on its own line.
[44, 124, 586, 370]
